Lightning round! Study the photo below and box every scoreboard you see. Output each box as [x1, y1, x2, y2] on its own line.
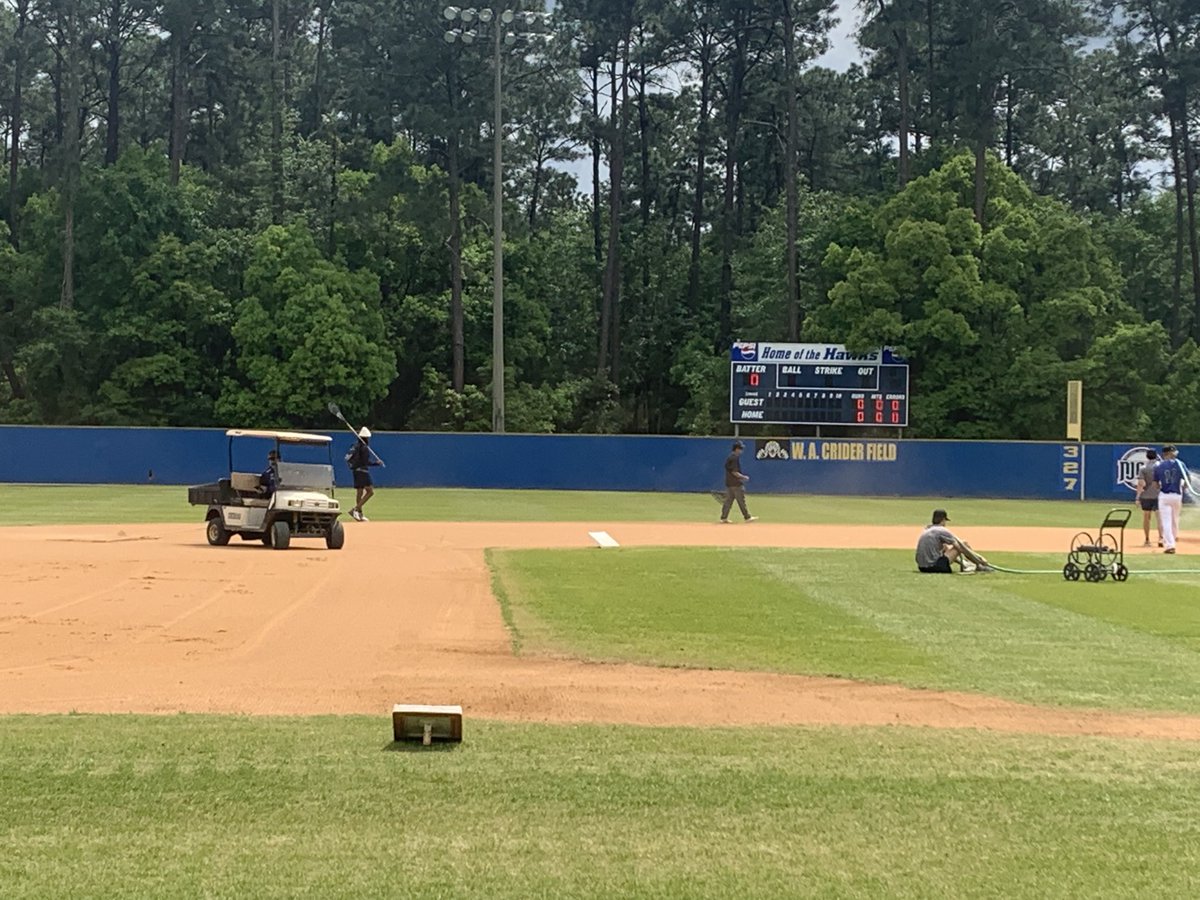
[729, 342, 910, 427]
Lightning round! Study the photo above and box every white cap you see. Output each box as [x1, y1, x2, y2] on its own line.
[359, 427, 372, 439]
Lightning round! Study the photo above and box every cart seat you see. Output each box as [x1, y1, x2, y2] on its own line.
[228, 472, 269, 507]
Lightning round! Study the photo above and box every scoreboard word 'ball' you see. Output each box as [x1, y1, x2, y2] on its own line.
[729, 342, 909, 427]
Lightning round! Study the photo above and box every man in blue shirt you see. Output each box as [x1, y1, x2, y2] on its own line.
[1154, 444, 1189, 554]
[259, 449, 280, 497]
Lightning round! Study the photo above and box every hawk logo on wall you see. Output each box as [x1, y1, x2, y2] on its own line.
[755, 440, 789, 460]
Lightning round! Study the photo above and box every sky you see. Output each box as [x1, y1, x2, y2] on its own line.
[553, 1, 863, 193]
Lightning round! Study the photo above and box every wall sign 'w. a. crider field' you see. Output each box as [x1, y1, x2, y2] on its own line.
[729, 342, 910, 427]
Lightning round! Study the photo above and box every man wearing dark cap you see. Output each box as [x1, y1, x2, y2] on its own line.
[720, 440, 758, 523]
[915, 509, 991, 573]
[259, 448, 280, 496]
[1154, 444, 1189, 554]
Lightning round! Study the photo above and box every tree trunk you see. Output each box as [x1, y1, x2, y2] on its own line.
[781, 0, 801, 340]
[169, 33, 187, 184]
[309, 0, 327, 136]
[1, 361, 24, 400]
[590, 61, 603, 265]
[270, 0, 284, 223]
[686, 34, 712, 314]
[104, 40, 120, 165]
[925, 0, 936, 141]
[1168, 113, 1185, 343]
[1004, 73, 1014, 168]
[327, 132, 338, 256]
[59, 2, 81, 311]
[637, 52, 651, 299]
[53, 20, 64, 147]
[973, 138, 987, 227]
[1146, 7, 1182, 341]
[613, 37, 630, 385]
[718, 25, 747, 350]
[8, 0, 30, 244]
[598, 53, 624, 379]
[528, 149, 544, 231]
[1182, 120, 1200, 342]
[895, 22, 910, 186]
[598, 35, 631, 385]
[447, 132, 465, 394]
[103, 0, 122, 166]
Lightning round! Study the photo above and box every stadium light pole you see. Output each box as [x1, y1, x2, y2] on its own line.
[443, 6, 546, 433]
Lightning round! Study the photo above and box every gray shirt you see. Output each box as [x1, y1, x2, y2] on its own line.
[916, 525, 959, 569]
[1138, 461, 1159, 500]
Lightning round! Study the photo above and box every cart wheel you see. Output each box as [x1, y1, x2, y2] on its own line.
[270, 519, 291, 550]
[1084, 563, 1101, 582]
[1063, 562, 1080, 581]
[1113, 564, 1129, 582]
[206, 516, 230, 547]
[326, 520, 345, 550]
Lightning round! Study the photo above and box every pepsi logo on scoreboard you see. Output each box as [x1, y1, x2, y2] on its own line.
[732, 342, 758, 361]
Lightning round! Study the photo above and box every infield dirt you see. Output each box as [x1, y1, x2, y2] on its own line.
[4, 520, 1200, 740]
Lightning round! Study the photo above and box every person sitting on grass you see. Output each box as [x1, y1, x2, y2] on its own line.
[915, 509, 991, 574]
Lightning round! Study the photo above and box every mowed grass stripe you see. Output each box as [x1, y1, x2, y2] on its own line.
[492, 547, 933, 677]
[492, 547, 1200, 713]
[4, 716, 1200, 899]
[0, 482, 1159, 526]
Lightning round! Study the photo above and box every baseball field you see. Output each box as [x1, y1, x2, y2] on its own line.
[5, 485, 1200, 897]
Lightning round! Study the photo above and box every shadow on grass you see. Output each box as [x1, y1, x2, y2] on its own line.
[381, 740, 462, 753]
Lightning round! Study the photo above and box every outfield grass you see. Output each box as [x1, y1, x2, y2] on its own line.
[3, 715, 1200, 899]
[0, 482, 1152, 526]
[491, 547, 1200, 713]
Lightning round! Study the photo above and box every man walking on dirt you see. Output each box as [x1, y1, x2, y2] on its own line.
[1135, 448, 1163, 548]
[1154, 444, 1189, 554]
[348, 427, 380, 522]
[720, 440, 758, 524]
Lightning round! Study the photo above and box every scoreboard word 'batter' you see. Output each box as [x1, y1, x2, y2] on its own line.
[729, 342, 910, 427]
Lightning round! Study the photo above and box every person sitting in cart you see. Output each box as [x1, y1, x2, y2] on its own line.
[915, 509, 991, 573]
[260, 449, 280, 496]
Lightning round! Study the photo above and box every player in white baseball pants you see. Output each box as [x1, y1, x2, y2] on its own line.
[1155, 444, 1188, 553]
[1159, 492, 1183, 551]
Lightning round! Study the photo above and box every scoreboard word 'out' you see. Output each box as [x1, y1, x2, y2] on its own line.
[729, 342, 910, 427]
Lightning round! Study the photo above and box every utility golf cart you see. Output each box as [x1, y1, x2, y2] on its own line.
[187, 429, 344, 550]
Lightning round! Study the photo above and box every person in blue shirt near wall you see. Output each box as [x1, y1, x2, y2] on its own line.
[259, 449, 280, 496]
[1154, 444, 1190, 554]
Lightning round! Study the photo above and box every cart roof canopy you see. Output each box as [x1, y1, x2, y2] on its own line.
[225, 429, 333, 445]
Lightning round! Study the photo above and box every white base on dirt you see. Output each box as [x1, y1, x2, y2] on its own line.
[588, 531, 620, 548]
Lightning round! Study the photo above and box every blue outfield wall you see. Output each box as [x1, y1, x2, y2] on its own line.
[0, 426, 1191, 502]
